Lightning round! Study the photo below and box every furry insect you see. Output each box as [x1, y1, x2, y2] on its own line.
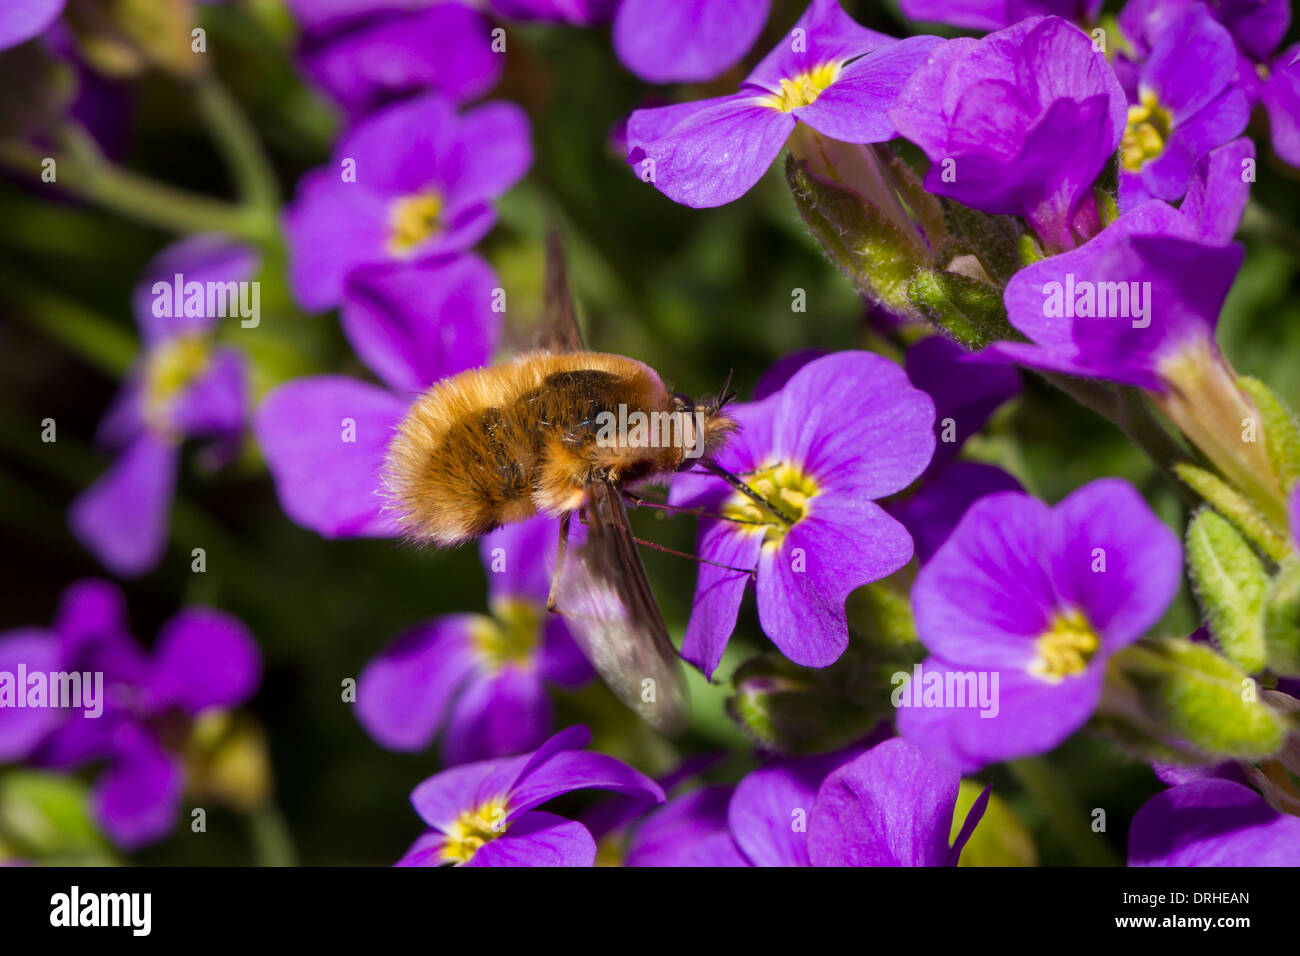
[382, 235, 755, 734]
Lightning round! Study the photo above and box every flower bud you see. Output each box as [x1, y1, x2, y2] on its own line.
[1186, 508, 1269, 674]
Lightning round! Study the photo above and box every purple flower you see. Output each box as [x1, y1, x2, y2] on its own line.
[284, 92, 530, 312]
[898, 479, 1181, 772]
[889, 16, 1126, 252]
[625, 0, 939, 207]
[395, 725, 664, 866]
[899, 0, 1100, 31]
[256, 253, 501, 537]
[356, 515, 592, 763]
[888, 336, 1023, 564]
[0, 0, 63, 50]
[0, 580, 260, 849]
[1118, 5, 1250, 207]
[296, 2, 502, 118]
[613, 0, 770, 84]
[1118, 0, 1299, 169]
[69, 235, 258, 577]
[1177, 136, 1255, 243]
[993, 199, 1243, 390]
[488, 0, 614, 24]
[1129, 779, 1300, 866]
[627, 739, 990, 866]
[670, 351, 934, 677]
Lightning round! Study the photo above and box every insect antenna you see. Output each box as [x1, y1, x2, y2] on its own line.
[699, 460, 794, 526]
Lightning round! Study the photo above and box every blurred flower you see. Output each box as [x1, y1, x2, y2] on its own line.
[1117, 5, 1249, 207]
[284, 92, 530, 312]
[0, 580, 261, 849]
[625, 739, 989, 866]
[356, 515, 592, 763]
[256, 253, 501, 536]
[889, 336, 1022, 564]
[625, 0, 938, 207]
[889, 16, 1126, 252]
[898, 479, 1181, 772]
[69, 235, 258, 577]
[294, 1, 502, 118]
[612, 0, 770, 84]
[670, 351, 934, 677]
[898, 0, 1100, 31]
[0, 0, 64, 51]
[396, 725, 663, 866]
[1129, 778, 1300, 865]
[1118, 0, 1298, 168]
[487, 0, 614, 24]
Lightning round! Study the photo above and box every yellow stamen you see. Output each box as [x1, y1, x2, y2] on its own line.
[142, 333, 210, 435]
[1029, 609, 1099, 682]
[388, 191, 443, 255]
[759, 63, 841, 112]
[1120, 90, 1173, 171]
[722, 462, 818, 545]
[441, 797, 510, 864]
[469, 598, 541, 673]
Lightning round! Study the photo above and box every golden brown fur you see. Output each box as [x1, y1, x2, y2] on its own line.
[383, 350, 735, 545]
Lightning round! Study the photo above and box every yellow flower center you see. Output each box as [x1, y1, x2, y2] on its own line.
[470, 598, 541, 673]
[722, 462, 818, 544]
[760, 62, 841, 112]
[142, 333, 210, 435]
[388, 190, 443, 255]
[441, 797, 510, 864]
[1121, 90, 1173, 171]
[1029, 609, 1099, 682]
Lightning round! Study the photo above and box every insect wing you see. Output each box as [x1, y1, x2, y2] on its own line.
[537, 231, 586, 354]
[553, 478, 688, 735]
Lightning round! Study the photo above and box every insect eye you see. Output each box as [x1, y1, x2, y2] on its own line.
[671, 392, 695, 413]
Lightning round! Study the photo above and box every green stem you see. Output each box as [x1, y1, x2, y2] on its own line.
[193, 75, 281, 214]
[0, 140, 275, 242]
[247, 804, 298, 867]
[1009, 757, 1121, 867]
[3, 276, 137, 375]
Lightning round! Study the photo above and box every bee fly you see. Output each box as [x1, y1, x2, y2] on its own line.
[383, 234, 779, 734]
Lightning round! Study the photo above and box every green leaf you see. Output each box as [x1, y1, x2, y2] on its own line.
[1099, 638, 1288, 762]
[1186, 508, 1269, 673]
[1237, 376, 1300, 492]
[1265, 556, 1300, 676]
[949, 781, 1037, 867]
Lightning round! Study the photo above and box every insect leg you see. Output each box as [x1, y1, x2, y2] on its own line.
[630, 534, 756, 579]
[699, 460, 793, 526]
[547, 512, 571, 614]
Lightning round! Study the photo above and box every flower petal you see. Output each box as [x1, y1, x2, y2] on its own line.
[441, 666, 553, 765]
[0, 630, 63, 761]
[147, 607, 261, 715]
[69, 431, 178, 578]
[340, 254, 502, 394]
[626, 93, 794, 208]
[356, 615, 480, 752]
[613, 0, 768, 84]
[91, 725, 184, 850]
[1129, 779, 1300, 866]
[682, 523, 764, 680]
[131, 234, 261, 345]
[254, 376, 407, 538]
[463, 810, 596, 867]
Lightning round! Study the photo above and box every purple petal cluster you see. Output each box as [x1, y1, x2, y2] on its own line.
[0, 580, 260, 849]
[284, 92, 529, 313]
[70, 236, 258, 577]
[623, 738, 989, 866]
[670, 351, 935, 677]
[899, 0, 1101, 31]
[625, 0, 939, 207]
[899, 479, 1181, 772]
[396, 725, 663, 866]
[890, 16, 1126, 252]
[356, 515, 592, 764]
